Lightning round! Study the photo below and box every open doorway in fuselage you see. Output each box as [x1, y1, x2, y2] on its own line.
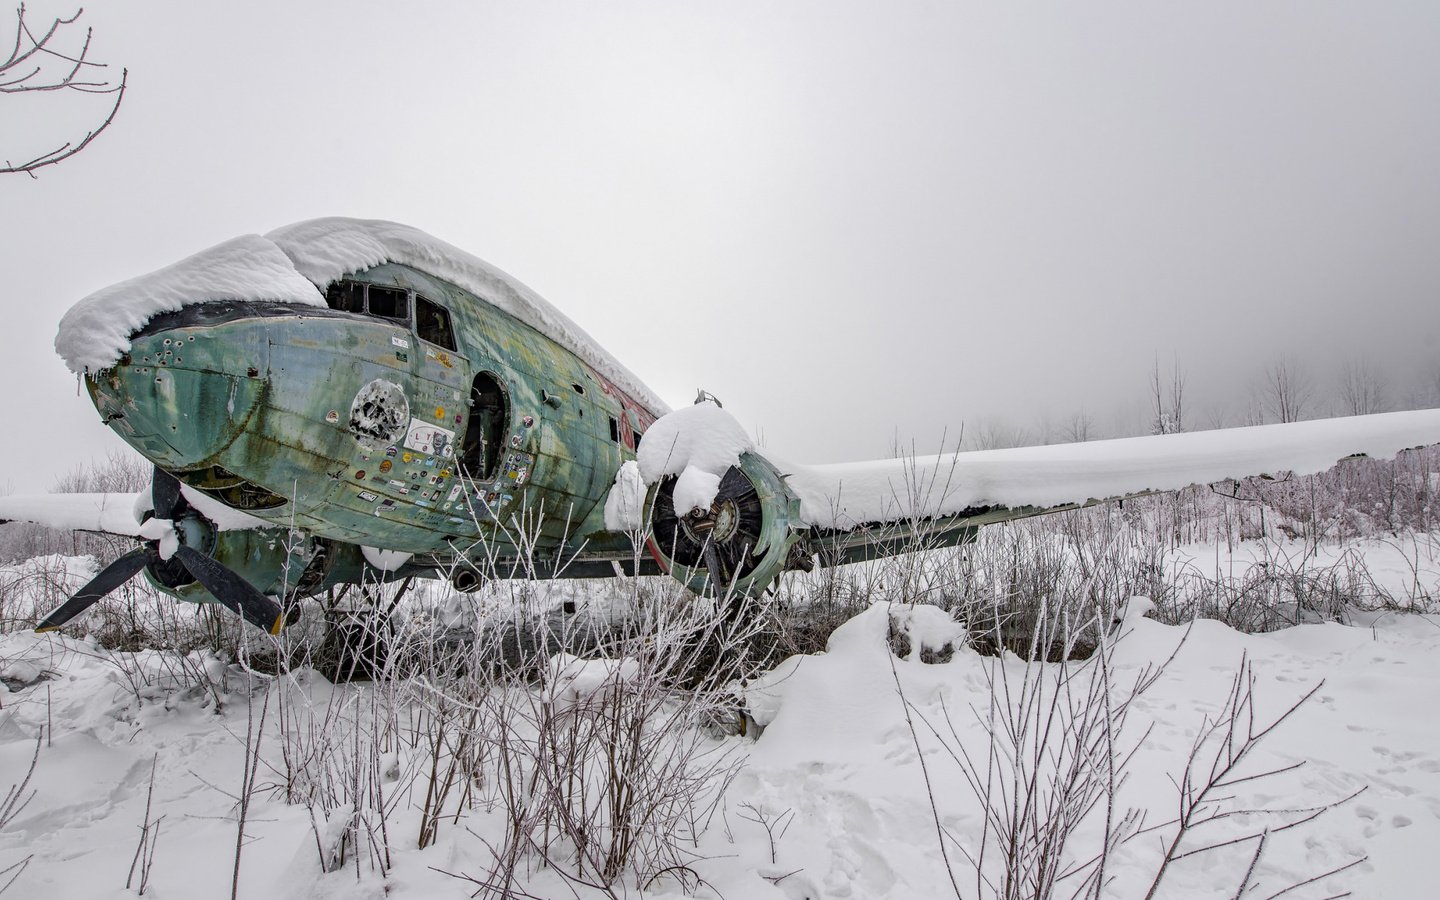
[461, 371, 508, 482]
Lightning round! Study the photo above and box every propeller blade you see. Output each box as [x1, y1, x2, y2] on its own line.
[35, 547, 153, 632]
[703, 540, 728, 596]
[174, 545, 285, 634]
[152, 467, 184, 521]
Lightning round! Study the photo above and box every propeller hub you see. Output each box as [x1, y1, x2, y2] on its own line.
[682, 497, 740, 545]
[174, 511, 215, 555]
[37, 464, 286, 634]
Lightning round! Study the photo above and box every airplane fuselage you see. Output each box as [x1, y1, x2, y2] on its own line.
[87, 263, 661, 577]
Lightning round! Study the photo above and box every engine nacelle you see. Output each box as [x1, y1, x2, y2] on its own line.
[646, 451, 807, 597]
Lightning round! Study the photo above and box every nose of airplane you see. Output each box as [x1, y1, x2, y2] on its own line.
[87, 318, 269, 471]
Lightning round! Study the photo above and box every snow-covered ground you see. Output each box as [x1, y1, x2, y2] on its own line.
[2, 535, 1438, 899]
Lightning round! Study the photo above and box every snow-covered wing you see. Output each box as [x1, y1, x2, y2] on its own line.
[0, 493, 146, 537]
[0, 487, 270, 536]
[781, 409, 1440, 530]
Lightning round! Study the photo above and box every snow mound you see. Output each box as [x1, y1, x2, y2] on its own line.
[889, 603, 966, 661]
[545, 652, 640, 715]
[603, 460, 646, 531]
[53, 218, 668, 415]
[1120, 596, 1157, 626]
[637, 401, 754, 513]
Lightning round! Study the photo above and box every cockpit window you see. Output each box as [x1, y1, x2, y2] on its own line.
[367, 286, 409, 321]
[415, 294, 457, 351]
[325, 281, 366, 313]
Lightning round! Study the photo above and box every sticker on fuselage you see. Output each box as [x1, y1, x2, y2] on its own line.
[424, 347, 454, 369]
[403, 418, 456, 459]
[503, 452, 534, 485]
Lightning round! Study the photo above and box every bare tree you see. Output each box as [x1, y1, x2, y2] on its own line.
[968, 416, 1029, 450]
[1200, 402, 1228, 431]
[2, 4, 127, 176]
[1424, 361, 1440, 409]
[1062, 409, 1093, 443]
[1261, 358, 1313, 424]
[50, 448, 150, 493]
[1149, 355, 1185, 435]
[1337, 359, 1388, 417]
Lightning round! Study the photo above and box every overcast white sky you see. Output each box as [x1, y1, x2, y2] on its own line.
[4, 1, 1439, 488]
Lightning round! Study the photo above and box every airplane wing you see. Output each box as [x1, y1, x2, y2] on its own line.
[772, 408, 1440, 564]
[0, 485, 270, 537]
[633, 402, 1440, 587]
[0, 492, 146, 537]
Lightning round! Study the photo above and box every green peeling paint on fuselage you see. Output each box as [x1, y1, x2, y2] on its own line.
[89, 263, 659, 571]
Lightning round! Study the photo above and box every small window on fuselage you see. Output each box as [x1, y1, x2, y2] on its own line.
[325, 281, 366, 313]
[368, 286, 409, 321]
[415, 294, 457, 351]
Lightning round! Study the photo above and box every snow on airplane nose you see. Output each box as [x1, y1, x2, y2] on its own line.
[86, 308, 271, 471]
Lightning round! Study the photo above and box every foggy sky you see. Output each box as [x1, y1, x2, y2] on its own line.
[4, 0, 1439, 489]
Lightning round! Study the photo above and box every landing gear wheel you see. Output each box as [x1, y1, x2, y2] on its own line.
[315, 578, 412, 681]
[318, 611, 391, 682]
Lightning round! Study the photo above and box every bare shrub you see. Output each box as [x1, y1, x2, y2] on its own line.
[897, 614, 1364, 900]
[125, 755, 163, 895]
[452, 581, 752, 894]
[1136, 656, 1365, 899]
[894, 606, 1172, 900]
[0, 727, 42, 896]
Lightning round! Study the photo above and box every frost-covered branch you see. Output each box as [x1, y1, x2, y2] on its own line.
[1138, 657, 1364, 900]
[1, 4, 126, 176]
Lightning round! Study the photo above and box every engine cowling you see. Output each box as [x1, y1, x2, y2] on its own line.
[152, 524, 371, 608]
[646, 451, 807, 597]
